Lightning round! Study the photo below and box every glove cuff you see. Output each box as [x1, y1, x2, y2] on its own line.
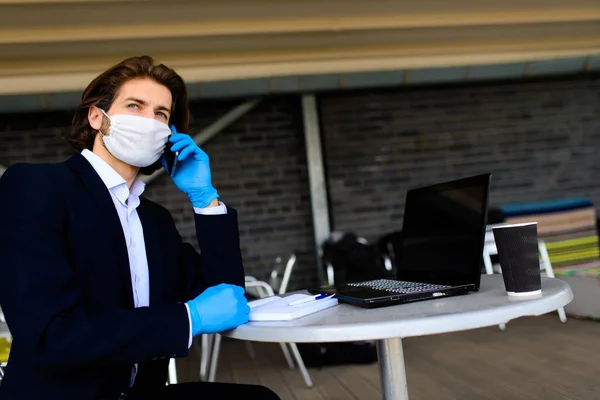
[186, 301, 203, 336]
[188, 186, 220, 209]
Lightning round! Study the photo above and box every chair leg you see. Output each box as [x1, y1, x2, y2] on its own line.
[288, 343, 313, 388]
[279, 343, 295, 369]
[192, 336, 202, 358]
[245, 341, 256, 360]
[167, 358, 178, 385]
[208, 334, 222, 382]
[199, 334, 213, 382]
[558, 307, 567, 323]
[538, 242, 567, 323]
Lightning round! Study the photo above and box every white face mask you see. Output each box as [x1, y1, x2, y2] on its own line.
[99, 109, 171, 167]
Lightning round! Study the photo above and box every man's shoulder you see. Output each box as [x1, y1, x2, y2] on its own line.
[1, 160, 69, 185]
[0, 161, 73, 212]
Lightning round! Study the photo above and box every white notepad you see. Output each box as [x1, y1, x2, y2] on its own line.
[248, 294, 338, 321]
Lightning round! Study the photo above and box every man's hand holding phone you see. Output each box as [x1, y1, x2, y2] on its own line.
[160, 125, 219, 208]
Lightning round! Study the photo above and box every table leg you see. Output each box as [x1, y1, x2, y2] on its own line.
[376, 338, 409, 400]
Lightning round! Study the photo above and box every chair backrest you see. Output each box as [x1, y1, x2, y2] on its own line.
[245, 279, 275, 299]
[268, 253, 296, 294]
[484, 227, 499, 253]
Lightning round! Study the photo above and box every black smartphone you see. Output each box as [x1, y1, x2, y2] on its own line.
[164, 129, 179, 177]
[164, 149, 178, 177]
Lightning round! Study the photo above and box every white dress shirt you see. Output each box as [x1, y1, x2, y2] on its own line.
[81, 149, 226, 384]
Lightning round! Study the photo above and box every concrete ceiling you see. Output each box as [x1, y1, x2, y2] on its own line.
[0, 0, 599, 97]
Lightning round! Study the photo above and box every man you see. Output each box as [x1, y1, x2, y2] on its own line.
[0, 56, 279, 399]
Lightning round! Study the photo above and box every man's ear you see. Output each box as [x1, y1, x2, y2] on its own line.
[88, 106, 103, 131]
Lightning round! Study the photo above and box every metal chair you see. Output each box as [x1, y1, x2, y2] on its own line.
[267, 253, 296, 295]
[201, 254, 313, 388]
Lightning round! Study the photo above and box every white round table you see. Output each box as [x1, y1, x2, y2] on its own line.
[223, 275, 573, 400]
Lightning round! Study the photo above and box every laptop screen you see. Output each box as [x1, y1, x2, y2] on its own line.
[397, 174, 491, 288]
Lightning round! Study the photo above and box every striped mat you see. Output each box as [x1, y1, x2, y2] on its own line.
[501, 199, 600, 273]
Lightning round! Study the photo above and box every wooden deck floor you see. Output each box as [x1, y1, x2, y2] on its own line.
[176, 315, 600, 400]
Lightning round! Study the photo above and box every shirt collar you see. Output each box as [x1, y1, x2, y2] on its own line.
[81, 149, 146, 199]
[129, 179, 145, 198]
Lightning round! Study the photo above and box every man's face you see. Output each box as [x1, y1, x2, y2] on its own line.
[87, 77, 174, 167]
[106, 78, 172, 123]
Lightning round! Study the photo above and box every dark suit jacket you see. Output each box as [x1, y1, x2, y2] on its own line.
[0, 154, 245, 399]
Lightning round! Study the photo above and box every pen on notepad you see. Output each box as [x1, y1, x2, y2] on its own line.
[288, 294, 334, 306]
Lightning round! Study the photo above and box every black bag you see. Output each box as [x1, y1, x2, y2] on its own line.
[322, 231, 387, 285]
[296, 341, 377, 367]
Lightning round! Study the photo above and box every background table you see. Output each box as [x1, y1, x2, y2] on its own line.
[223, 275, 573, 400]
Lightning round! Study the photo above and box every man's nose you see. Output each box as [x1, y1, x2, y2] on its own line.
[142, 109, 155, 119]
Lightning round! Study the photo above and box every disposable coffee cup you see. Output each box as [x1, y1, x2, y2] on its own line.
[492, 222, 542, 296]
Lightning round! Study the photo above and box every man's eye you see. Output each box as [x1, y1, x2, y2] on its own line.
[127, 103, 139, 109]
[156, 112, 167, 119]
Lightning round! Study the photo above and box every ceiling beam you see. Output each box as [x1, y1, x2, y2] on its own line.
[1, 9, 599, 45]
[1, 44, 598, 96]
[0, 0, 599, 95]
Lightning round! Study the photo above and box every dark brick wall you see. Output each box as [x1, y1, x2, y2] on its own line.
[0, 110, 74, 165]
[1, 74, 599, 287]
[320, 74, 600, 243]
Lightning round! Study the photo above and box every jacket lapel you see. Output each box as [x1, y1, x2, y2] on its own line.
[137, 200, 164, 306]
[66, 154, 134, 308]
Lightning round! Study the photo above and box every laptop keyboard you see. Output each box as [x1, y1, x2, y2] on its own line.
[348, 279, 450, 294]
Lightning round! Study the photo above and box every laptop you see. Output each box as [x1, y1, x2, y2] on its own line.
[310, 173, 491, 308]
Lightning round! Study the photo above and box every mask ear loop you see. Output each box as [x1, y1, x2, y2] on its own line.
[97, 108, 110, 138]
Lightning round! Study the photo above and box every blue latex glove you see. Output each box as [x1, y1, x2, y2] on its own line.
[161, 125, 219, 208]
[186, 284, 250, 336]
